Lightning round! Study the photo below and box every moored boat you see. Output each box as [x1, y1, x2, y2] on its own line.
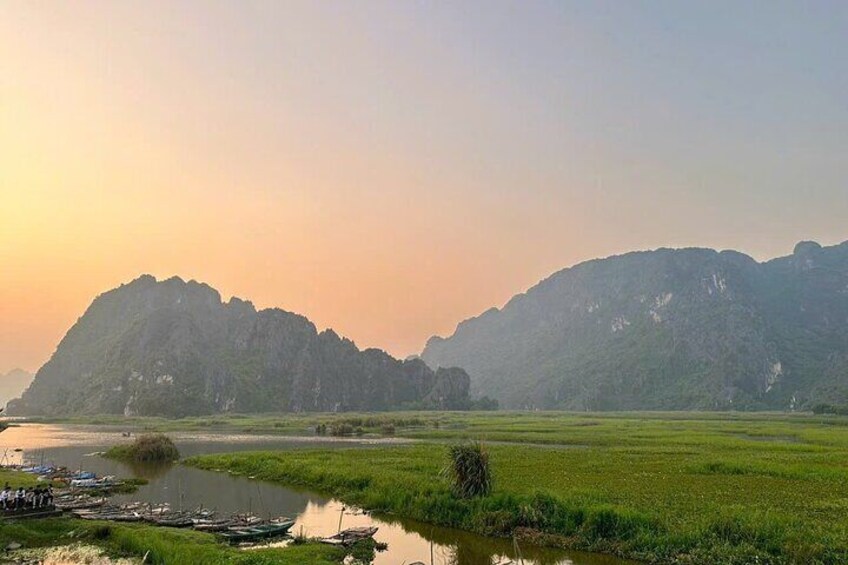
[55, 496, 107, 510]
[321, 526, 379, 546]
[219, 520, 295, 543]
[75, 511, 145, 522]
[150, 512, 195, 528]
[192, 518, 239, 532]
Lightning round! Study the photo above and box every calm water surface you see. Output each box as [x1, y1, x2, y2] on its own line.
[0, 423, 633, 565]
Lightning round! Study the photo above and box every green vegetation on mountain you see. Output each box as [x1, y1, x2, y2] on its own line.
[187, 411, 848, 564]
[423, 240, 848, 410]
[9, 275, 471, 417]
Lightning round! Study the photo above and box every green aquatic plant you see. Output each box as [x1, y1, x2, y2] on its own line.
[106, 433, 180, 463]
[444, 442, 492, 499]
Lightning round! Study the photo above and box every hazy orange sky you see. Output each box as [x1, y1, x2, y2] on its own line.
[2, 2, 846, 373]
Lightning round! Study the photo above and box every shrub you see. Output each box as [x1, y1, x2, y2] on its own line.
[812, 403, 848, 415]
[329, 423, 354, 436]
[444, 442, 492, 499]
[91, 524, 112, 540]
[107, 433, 180, 463]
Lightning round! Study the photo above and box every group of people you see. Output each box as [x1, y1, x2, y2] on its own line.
[0, 483, 54, 511]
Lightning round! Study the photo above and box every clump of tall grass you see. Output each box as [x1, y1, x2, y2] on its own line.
[444, 442, 492, 498]
[313, 415, 433, 436]
[107, 433, 180, 463]
[330, 423, 354, 436]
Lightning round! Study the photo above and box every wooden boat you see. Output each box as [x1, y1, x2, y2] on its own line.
[193, 519, 239, 532]
[219, 520, 295, 543]
[232, 513, 263, 526]
[193, 512, 273, 532]
[118, 502, 148, 512]
[21, 465, 55, 475]
[70, 477, 123, 490]
[146, 504, 172, 517]
[151, 512, 195, 528]
[321, 526, 379, 546]
[78, 512, 145, 522]
[108, 513, 146, 523]
[0, 506, 62, 520]
[55, 496, 107, 510]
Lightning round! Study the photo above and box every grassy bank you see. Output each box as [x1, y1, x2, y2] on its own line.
[184, 412, 848, 564]
[0, 465, 350, 564]
[0, 518, 346, 564]
[0, 466, 42, 489]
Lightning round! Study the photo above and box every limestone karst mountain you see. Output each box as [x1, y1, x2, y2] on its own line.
[422, 241, 848, 411]
[9, 276, 470, 417]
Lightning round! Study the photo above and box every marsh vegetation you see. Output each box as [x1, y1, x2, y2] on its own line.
[105, 434, 180, 463]
[444, 442, 492, 499]
[184, 411, 848, 564]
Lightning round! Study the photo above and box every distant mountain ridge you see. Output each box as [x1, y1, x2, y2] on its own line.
[422, 240, 848, 411]
[0, 368, 33, 410]
[9, 276, 471, 417]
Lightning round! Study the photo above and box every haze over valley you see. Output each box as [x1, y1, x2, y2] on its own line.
[11, 239, 848, 417]
[0, 368, 33, 410]
[2, 3, 847, 564]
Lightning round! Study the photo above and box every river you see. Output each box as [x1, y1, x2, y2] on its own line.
[0, 423, 633, 565]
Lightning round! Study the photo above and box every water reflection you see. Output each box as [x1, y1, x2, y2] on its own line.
[0, 423, 634, 565]
[118, 460, 173, 480]
[378, 515, 629, 565]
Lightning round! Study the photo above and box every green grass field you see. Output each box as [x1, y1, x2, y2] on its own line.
[183, 411, 848, 564]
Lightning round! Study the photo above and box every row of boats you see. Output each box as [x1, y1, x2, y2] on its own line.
[56, 494, 377, 545]
[62, 497, 296, 542]
[11, 464, 126, 490]
[10, 464, 380, 546]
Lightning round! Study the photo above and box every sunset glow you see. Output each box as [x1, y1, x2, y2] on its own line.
[2, 1, 846, 372]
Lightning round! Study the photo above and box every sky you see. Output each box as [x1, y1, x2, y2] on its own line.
[1, 1, 847, 373]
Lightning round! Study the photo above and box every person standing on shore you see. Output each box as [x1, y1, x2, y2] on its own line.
[0, 486, 9, 510]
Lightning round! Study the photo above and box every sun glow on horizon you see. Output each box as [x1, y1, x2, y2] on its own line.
[2, 1, 846, 372]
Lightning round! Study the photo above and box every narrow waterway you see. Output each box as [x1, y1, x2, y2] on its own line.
[0, 424, 633, 565]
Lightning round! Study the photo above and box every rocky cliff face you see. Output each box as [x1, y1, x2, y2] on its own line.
[9, 276, 470, 417]
[422, 241, 848, 411]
